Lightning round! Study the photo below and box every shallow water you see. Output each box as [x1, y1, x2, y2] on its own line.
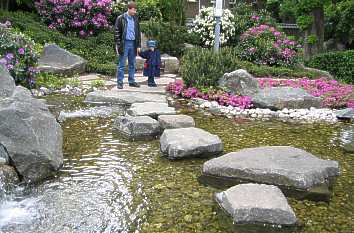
[0, 96, 353, 233]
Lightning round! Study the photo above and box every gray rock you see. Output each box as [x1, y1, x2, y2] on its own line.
[38, 44, 87, 75]
[127, 102, 176, 119]
[218, 69, 260, 96]
[158, 115, 195, 129]
[85, 90, 167, 105]
[0, 165, 20, 190]
[202, 146, 340, 200]
[216, 184, 297, 225]
[0, 64, 15, 98]
[336, 108, 354, 121]
[113, 115, 161, 139]
[161, 54, 179, 74]
[0, 86, 63, 183]
[0, 143, 10, 165]
[160, 127, 223, 159]
[252, 87, 322, 110]
[58, 106, 124, 122]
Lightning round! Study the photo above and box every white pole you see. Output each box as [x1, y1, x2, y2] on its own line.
[214, 0, 223, 53]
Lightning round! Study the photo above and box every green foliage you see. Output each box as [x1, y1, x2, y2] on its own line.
[181, 47, 321, 89]
[35, 72, 81, 89]
[158, 0, 185, 26]
[91, 80, 105, 88]
[325, 0, 354, 47]
[141, 20, 199, 57]
[0, 22, 39, 86]
[306, 50, 354, 84]
[306, 34, 317, 45]
[296, 15, 313, 30]
[110, 0, 162, 23]
[0, 11, 117, 76]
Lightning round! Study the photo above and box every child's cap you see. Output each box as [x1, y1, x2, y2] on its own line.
[147, 40, 157, 48]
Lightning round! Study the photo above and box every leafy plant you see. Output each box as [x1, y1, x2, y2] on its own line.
[91, 79, 105, 88]
[35, 0, 112, 37]
[0, 22, 39, 87]
[306, 50, 354, 84]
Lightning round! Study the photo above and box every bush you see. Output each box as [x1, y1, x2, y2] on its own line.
[141, 21, 199, 57]
[110, 0, 162, 24]
[35, 0, 112, 37]
[230, 2, 276, 44]
[306, 50, 354, 84]
[159, 0, 185, 26]
[0, 22, 39, 86]
[181, 47, 323, 89]
[237, 24, 301, 67]
[190, 7, 235, 48]
[0, 11, 117, 76]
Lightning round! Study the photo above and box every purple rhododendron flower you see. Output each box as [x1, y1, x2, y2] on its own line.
[18, 48, 25, 55]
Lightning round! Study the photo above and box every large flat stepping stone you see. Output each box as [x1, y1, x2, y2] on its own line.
[58, 106, 124, 122]
[127, 102, 176, 119]
[111, 85, 166, 94]
[113, 115, 161, 139]
[160, 127, 223, 159]
[158, 115, 195, 129]
[336, 108, 354, 122]
[216, 184, 299, 232]
[84, 90, 167, 105]
[202, 146, 340, 201]
[38, 44, 87, 76]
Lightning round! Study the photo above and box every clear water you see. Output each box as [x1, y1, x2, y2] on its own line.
[0, 96, 353, 233]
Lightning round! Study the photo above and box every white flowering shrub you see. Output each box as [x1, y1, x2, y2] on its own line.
[190, 7, 235, 47]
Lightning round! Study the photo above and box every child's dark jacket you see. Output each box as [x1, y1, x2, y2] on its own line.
[139, 49, 161, 77]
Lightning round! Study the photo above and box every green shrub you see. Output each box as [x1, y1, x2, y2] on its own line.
[35, 72, 80, 89]
[141, 20, 199, 57]
[91, 80, 105, 88]
[0, 22, 39, 87]
[306, 50, 354, 84]
[0, 11, 117, 76]
[181, 47, 322, 89]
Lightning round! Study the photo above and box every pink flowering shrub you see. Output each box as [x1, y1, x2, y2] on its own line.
[166, 80, 253, 109]
[0, 22, 39, 87]
[237, 24, 301, 67]
[258, 78, 354, 109]
[35, 0, 112, 37]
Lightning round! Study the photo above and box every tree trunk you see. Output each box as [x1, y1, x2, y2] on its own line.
[0, 0, 10, 11]
[304, 7, 325, 60]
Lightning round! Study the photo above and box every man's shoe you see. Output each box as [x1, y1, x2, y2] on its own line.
[148, 83, 157, 87]
[117, 82, 123, 89]
[129, 82, 140, 88]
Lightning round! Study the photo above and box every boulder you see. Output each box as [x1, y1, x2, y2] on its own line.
[0, 86, 63, 183]
[158, 114, 195, 129]
[0, 143, 10, 165]
[161, 54, 179, 74]
[160, 127, 223, 159]
[202, 146, 340, 201]
[113, 115, 161, 139]
[218, 69, 260, 96]
[336, 108, 354, 122]
[251, 87, 322, 110]
[216, 184, 298, 228]
[0, 165, 20, 187]
[85, 90, 167, 105]
[127, 102, 176, 119]
[0, 64, 15, 98]
[38, 44, 87, 75]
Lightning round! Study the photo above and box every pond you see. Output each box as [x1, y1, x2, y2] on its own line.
[0, 95, 353, 233]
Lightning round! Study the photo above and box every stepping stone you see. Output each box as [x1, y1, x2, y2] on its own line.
[111, 85, 166, 94]
[336, 108, 354, 122]
[58, 106, 124, 122]
[78, 74, 102, 81]
[215, 184, 299, 232]
[84, 90, 167, 105]
[113, 115, 161, 139]
[160, 127, 223, 159]
[127, 102, 176, 119]
[38, 44, 87, 76]
[201, 146, 340, 201]
[158, 115, 195, 129]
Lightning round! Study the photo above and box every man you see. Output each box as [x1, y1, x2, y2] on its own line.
[114, 1, 141, 89]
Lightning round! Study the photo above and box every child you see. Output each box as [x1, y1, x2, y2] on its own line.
[139, 40, 161, 87]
